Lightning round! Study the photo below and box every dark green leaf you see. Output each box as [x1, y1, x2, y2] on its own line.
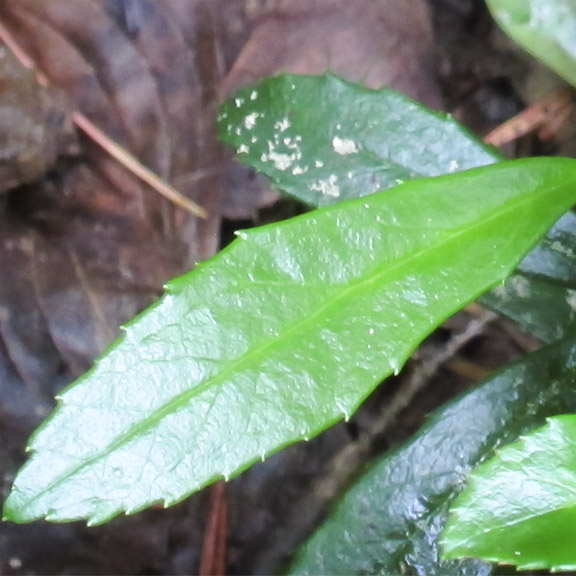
[487, 0, 576, 88]
[482, 212, 576, 343]
[217, 74, 499, 207]
[5, 158, 576, 525]
[517, 212, 576, 286]
[290, 336, 576, 575]
[481, 275, 576, 343]
[442, 414, 576, 571]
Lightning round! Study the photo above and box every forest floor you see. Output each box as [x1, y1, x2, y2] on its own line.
[0, 1, 570, 574]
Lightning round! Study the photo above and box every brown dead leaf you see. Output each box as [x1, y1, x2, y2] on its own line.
[0, 3, 445, 574]
[0, 3, 227, 573]
[220, 0, 443, 220]
[222, 0, 442, 107]
[0, 0, 226, 372]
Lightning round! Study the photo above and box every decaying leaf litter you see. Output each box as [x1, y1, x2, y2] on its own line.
[0, 1, 571, 574]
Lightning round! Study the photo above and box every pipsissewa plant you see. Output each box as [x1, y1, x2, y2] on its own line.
[5, 4, 576, 574]
[4, 70, 576, 571]
[293, 1, 576, 572]
[218, 73, 576, 574]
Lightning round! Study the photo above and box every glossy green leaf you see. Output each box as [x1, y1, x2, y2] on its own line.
[219, 73, 576, 340]
[217, 74, 499, 207]
[442, 414, 576, 571]
[487, 0, 576, 88]
[290, 336, 576, 575]
[482, 212, 576, 343]
[482, 275, 576, 343]
[517, 211, 576, 286]
[5, 158, 576, 525]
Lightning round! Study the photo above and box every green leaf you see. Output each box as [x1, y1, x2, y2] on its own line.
[487, 0, 576, 88]
[217, 74, 499, 207]
[517, 211, 576, 286]
[481, 275, 576, 343]
[4, 158, 576, 525]
[442, 414, 576, 571]
[290, 336, 576, 576]
[482, 212, 576, 343]
[219, 72, 576, 341]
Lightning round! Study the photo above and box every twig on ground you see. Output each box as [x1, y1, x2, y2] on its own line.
[484, 87, 574, 147]
[73, 112, 208, 218]
[199, 481, 229, 576]
[0, 22, 207, 219]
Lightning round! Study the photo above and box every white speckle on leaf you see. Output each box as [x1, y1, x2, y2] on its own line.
[260, 137, 302, 171]
[293, 165, 309, 175]
[282, 136, 301, 150]
[311, 174, 340, 197]
[250, 90, 258, 100]
[244, 112, 260, 129]
[250, 136, 258, 144]
[266, 151, 294, 170]
[449, 160, 459, 172]
[315, 160, 324, 168]
[332, 136, 359, 155]
[395, 179, 405, 185]
[510, 275, 530, 298]
[369, 328, 375, 335]
[238, 144, 249, 154]
[551, 240, 575, 258]
[274, 118, 291, 131]
[235, 97, 244, 108]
